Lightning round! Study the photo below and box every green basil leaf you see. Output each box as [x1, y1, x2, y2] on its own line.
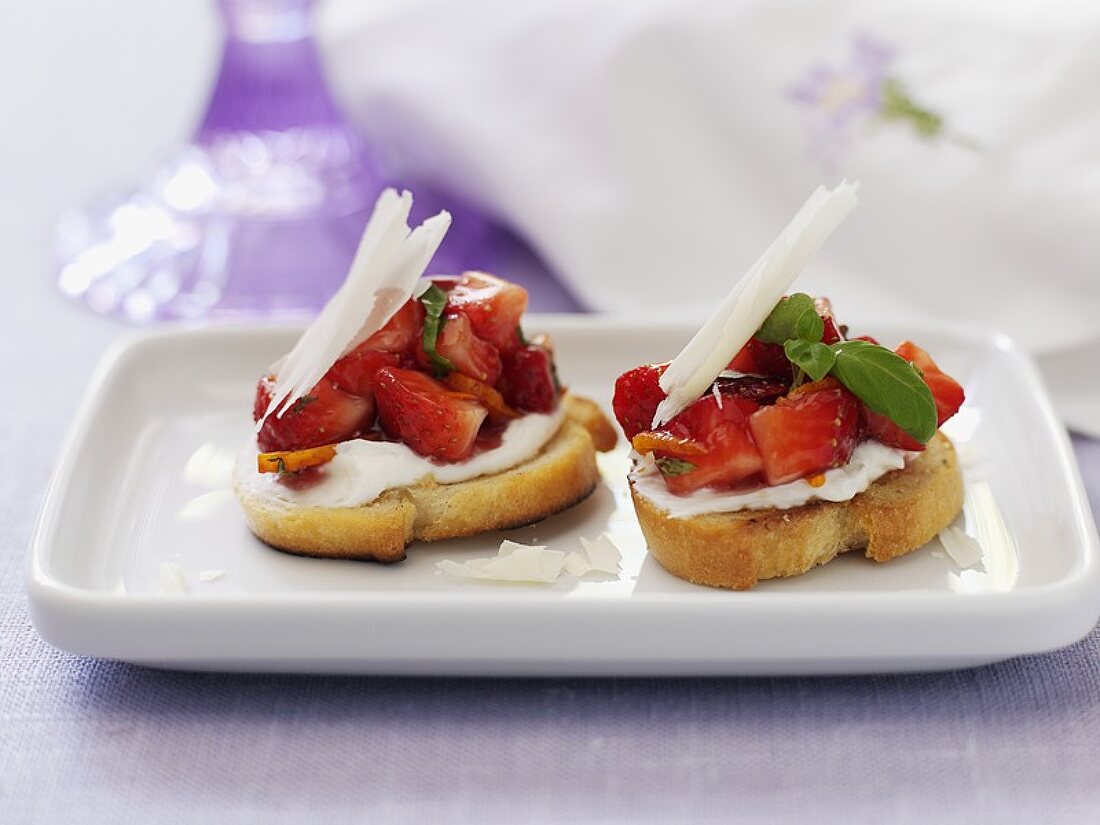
[829, 340, 937, 443]
[655, 457, 697, 477]
[419, 283, 455, 375]
[783, 340, 836, 382]
[755, 293, 824, 345]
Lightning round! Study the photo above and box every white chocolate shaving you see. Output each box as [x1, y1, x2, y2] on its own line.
[939, 526, 984, 569]
[263, 189, 451, 421]
[653, 182, 859, 426]
[437, 540, 565, 584]
[158, 562, 188, 595]
[574, 533, 623, 575]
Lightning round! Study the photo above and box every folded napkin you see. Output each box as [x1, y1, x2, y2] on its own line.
[320, 0, 1100, 435]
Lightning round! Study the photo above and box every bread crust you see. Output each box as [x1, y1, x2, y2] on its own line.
[235, 395, 614, 562]
[631, 432, 963, 590]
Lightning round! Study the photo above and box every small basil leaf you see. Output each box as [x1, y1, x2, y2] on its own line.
[655, 457, 697, 477]
[419, 283, 455, 375]
[829, 340, 937, 443]
[783, 340, 836, 382]
[755, 293, 824, 345]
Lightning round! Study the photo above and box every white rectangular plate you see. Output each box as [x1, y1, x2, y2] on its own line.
[28, 317, 1100, 675]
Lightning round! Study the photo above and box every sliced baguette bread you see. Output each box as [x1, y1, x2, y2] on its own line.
[235, 395, 616, 562]
[631, 431, 963, 590]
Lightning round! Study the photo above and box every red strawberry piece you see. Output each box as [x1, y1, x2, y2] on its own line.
[851, 335, 880, 345]
[326, 347, 402, 397]
[748, 383, 860, 485]
[254, 376, 375, 452]
[435, 312, 502, 385]
[895, 341, 965, 426]
[864, 341, 965, 450]
[446, 272, 529, 353]
[715, 374, 790, 404]
[373, 367, 488, 461]
[363, 298, 425, 355]
[498, 344, 558, 413]
[814, 298, 844, 345]
[863, 410, 925, 451]
[728, 338, 793, 379]
[654, 391, 764, 494]
[612, 363, 669, 439]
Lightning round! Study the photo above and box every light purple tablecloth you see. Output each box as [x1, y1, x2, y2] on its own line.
[3, 276, 1099, 823]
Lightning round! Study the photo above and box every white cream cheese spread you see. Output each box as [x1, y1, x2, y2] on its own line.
[630, 440, 913, 518]
[236, 406, 565, 509]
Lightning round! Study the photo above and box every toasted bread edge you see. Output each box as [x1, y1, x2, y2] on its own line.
[631, 432, 964, 590]
[235, 394, 614, 562]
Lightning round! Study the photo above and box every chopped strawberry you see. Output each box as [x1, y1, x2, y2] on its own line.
[498, 344, 558, 413]
[895, 341, 965, 425]
[373, 367, 488, 461]
[446, 272, 528, 353]
[748, 384, 860, 485]
[444, 373, 519, 422]
[715, 374, 790, 404]
[435, 312, 502, 384]
[612, 363, 669, 439]
[654, 392, 764, 494]
[864, 341, 965, 450]
[814, 297, 844, 344]
[363, 298, 425, 355]
[254, 376, 375, 452]
[729, 338, 792, 378]
[326, 347, 401, 397]
[863, 410, 925, 451]
[851, 334, 880, 345]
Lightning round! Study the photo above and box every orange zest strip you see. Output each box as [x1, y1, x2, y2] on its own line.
[787, 376, 842, 399]
[631, 431, 706, 457]
[257, 444, 337, 474]
[444, 373, 520, 421]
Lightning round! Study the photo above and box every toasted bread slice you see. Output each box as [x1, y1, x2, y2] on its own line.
[631, 432, 963, 590]
[235, 394, 614, 562]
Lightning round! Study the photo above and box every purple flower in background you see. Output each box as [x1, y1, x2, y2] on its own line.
[790, 34, 945, 164]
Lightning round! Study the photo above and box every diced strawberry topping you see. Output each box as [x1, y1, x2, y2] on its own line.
[814, 297, 844, 344]
[715, 374, 790, 404]
[254, 376, 375, 453]
[435, 312, 502, 385]
[363, 298, 425, 356]
[748, 381, 860, 485]
[652, 391, 764, 494]
[728, 338, 792, 378]
[373, 367, 488, 461]
[446, 272, 528, 353]
[612, 364, 668, 439]
[863, 341, 965, 450]
[895, 341, 965, 426]
[499, 344, 558, 413]
[863, 410, 925, 451]
[326, 347, 401, 397]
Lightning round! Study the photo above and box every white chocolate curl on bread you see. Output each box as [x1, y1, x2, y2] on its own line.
[262, 189, 451, 422]
[653, 181, 859, 427]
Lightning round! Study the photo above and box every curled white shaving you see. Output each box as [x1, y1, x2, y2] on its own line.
[262, 189, 451, 422]
[653, 181, 859, 427]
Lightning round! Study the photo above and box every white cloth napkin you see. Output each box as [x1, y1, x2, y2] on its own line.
[320, 0, 1100, 435]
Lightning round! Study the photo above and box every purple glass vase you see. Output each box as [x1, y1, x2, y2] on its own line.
[55, 0, 546, 322]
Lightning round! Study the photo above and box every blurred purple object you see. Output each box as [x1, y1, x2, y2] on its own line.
[55, 0, 565, 322]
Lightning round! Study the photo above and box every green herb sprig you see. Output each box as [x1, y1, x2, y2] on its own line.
[419, 283, 455, 376]
[655, 457, 697, 477]
[755, 294, 937, 444]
